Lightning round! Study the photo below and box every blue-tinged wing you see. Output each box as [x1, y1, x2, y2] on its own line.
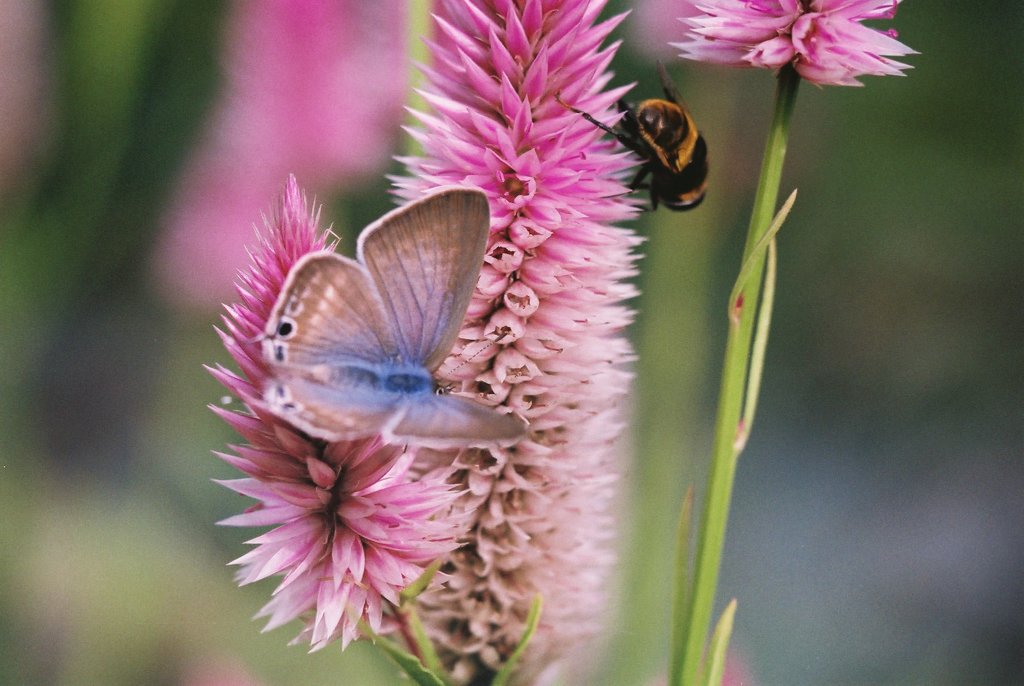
[263, 369, 403, 442]
[358, 187, 491, 371]
[391, 393, 526, 448]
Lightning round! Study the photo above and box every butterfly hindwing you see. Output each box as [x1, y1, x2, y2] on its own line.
[358, 187, 491, 371]
[391, 393, 527, 448]
[264, 369, 403, 442]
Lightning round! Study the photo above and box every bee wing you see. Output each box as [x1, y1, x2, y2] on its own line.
[657, 60, 689, 110]
[358, 187, 491, 371]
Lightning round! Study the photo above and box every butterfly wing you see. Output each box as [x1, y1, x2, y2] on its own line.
[261, 189, 523, 447]
[358, 187, 491, 371]
[262, 251, 406, 440]
[264, 369, 403, 442]
[392, 393, 526, 448]
[263, 251, 400, 368]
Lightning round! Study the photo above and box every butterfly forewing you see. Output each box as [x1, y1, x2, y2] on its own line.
[263, 252, 399, 368]
[358, 187, 491, 371]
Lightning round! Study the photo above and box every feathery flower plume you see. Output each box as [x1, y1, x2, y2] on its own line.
[210, 176, 463, 650]
[396, 0, 640, 681]
[157, 0, 408, 309]
[674, 0, 916, 86]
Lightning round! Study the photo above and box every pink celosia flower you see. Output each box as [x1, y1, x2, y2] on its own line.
[673, 0, 916, 86]
[210, 176, 463, 650]
[156, 0, 408, 309]
[395, 0, 640, 682]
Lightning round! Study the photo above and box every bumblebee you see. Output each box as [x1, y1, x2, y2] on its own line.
[558, 62, 708, 211]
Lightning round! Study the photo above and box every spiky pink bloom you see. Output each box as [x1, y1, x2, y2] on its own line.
[156, 0, 408, 309]
[395, 0, 640, 682]
[674, 0, 916, 86]
[210, 176, 463, 650]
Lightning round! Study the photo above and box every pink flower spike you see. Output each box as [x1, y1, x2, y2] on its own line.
[210, 177, 464, 651]
[398, 0, 640, 682]
[673, 0, 917, 86]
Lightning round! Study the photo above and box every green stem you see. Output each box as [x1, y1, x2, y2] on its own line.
[403, 0, 432, 158]
[676, 66, 800, 686]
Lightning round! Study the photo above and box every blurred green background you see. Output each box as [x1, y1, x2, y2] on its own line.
[1, 2, 1020, 685]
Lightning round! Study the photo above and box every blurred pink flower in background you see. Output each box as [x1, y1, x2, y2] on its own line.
[628, 0, 704, 59]
[210, 177, 463, 650]
[156, 0, 407, 309]
[0, 1, 50, 195]
[674, 0, 916, 86]
[181, 658, 265, 686]
[396, 0, 640, 682]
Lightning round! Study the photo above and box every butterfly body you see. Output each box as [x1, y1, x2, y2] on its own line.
[261, 187, 526, 448]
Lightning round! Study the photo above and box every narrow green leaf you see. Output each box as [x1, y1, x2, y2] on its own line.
[491, 595, 543, 686]
[401, 604, 446, 679]
[396, 560, 446, 677]
[727, 189, 797, 324]
[734, 235, 779, 455]
[400, 558, 443, 605]
[682, 67, 801, 686]
[360, 620, 447, 686]
[699, 599, 738, 686]
[669, 486, 696, 686]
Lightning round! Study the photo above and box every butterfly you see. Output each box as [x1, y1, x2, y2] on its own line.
[261, 186, 526, 448]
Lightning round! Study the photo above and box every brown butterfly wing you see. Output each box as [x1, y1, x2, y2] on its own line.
[262, 251, 400, 368]
[358, 187, 490, 371]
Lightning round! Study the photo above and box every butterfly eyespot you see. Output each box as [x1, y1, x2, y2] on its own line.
[274, 344, 287, 362]
[276, 318, 295, 338]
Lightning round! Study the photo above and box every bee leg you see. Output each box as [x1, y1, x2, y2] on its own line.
[617, 101, 643, 139]
[555, 93, 618, 133]
[629, 164, 651, 190]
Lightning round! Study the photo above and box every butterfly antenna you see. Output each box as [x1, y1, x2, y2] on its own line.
[445, 336, 506, 379]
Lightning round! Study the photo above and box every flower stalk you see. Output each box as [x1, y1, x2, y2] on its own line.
[675, 65, 800, 686]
